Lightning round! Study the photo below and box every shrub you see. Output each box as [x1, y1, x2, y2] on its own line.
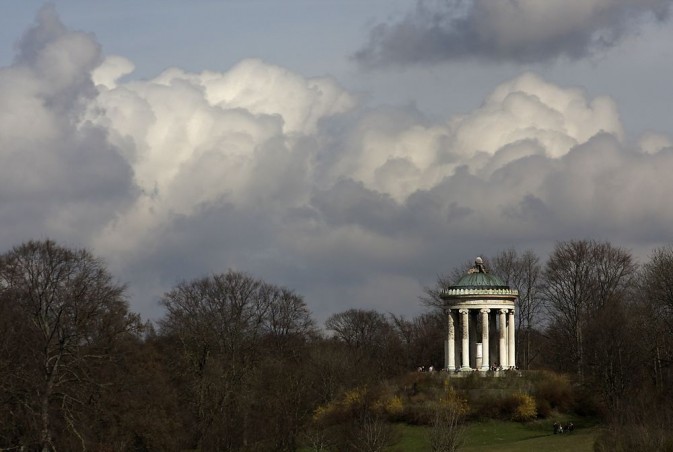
[401, 383, 468, 426]
[312, 386, 368, 425]
[573, 385, 605, 418]
[429, 403, 464, 452]
[532, 371, 574, 413]
[403, 400, 434, 425]
[471, 391, 537, 422]
[313, 384, 407, 426]
[312, 404, 331, 424]
[512, 393, 537, 422]
[535, 397, 552, 418]
[594, 424, 673, 452]
[441, 386, 469, 418]
[311, 387, 402, 452]
[373, 394, 404, 420]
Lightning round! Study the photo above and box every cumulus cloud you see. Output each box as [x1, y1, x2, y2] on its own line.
[354, 0, 673, 66]
[85, 61, 671, 318]
[0, 5, 135, 246]
[2, 7, 673, 321]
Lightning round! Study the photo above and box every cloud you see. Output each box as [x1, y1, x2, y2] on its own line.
[0, 5, 135, 246]
[354, 0, 673, 67]
[2, 7, 673, 321]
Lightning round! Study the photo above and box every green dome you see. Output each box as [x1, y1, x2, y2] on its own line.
[450, 257, 509, 290]
[441, 257, 518, 299]
[453, 271, 508, 289]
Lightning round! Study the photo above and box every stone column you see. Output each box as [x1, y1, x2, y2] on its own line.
[447, 310, 455, 371]
[460, 308, 470, 371]
[508, 309, 516, 369]
[499, 308, 508, 369]
[480, 309, 490, 371]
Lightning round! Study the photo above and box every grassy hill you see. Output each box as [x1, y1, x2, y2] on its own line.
[390, 419, 600, 451]
[304, 370, 604, 451]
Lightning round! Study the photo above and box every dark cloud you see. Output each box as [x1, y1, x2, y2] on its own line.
[312, 179, 406, 234]
[354, 0, 673, 67]
[15, 4, 101, 111]
[0, 5, 135, 246]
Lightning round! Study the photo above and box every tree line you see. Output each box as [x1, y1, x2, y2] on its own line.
[1, 239, 672, 450]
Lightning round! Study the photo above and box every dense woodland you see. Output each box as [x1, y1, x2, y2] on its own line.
[1, 239, 673, 451]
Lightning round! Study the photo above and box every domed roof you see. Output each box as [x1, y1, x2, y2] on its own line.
[453, 270, 508, 289]
[441, 257, 518, 299]
[451, 257, 508, 289]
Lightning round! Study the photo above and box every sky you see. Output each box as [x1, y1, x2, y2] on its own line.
[1, 1, 672, 323]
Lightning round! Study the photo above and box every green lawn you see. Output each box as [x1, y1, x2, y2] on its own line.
[388, 420, 601, 452]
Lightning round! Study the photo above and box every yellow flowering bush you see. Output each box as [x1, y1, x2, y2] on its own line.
[512, 393, 537, 422]
[440, 386, 469, 417]
[312, 386, 370, 425]
[373, 394, 404, 418]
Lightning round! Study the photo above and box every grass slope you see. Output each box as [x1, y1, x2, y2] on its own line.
[389, 420, 600, 451]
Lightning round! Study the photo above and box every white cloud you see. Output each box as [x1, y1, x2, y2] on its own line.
[453, 72, 623, 161]
[639, 131, 673, 154]
[2, 7, 673, 321]
[91, 55, 134, 89]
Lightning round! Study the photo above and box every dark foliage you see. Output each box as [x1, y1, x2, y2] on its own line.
[1, 238, 673, 449]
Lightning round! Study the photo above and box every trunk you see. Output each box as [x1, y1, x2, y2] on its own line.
[576, 325, 584, 382]
[40, 376, 54, 452]
[655, 345, 661, 388]
[524, 328, 531, 370]
[41, 352, 61, 452]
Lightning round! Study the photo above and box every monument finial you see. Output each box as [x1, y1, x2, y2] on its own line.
[475, 257, 486, 273]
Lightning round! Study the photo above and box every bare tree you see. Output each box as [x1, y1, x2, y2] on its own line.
[0, 240, 138, 451]
[584, 300, 640, 411]
[638, 245, 673, 388]
[542, 240, 636, 380]
[302, 428, 334, 452]
[591, 244, 673, 452]
[420, 260, 475, 312]
[390, 312, 445, 370]
[429, 400, 464, 452]
[161, 271, 268, 449]
[490, 248, 542, 369]
[349, 413, 397, 452]
[325, 309, 390, 350]
[262, 285, 317, 340]
[160, 270, 316, 450]
[325, 309, 403, 377]
[640, 245, 673, 323]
